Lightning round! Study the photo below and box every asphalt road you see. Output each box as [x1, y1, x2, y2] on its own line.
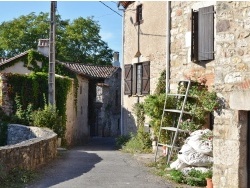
[27, 137, 174, 188]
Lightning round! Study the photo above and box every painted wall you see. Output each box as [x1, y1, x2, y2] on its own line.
[122, 1, 167, 134]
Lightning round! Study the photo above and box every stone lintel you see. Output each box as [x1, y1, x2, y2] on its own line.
[230, 90, 250, 110]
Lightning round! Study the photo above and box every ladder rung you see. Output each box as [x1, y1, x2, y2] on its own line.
[158, 143, 181, 149]
[161, 127, 189, 133]
[164, 109, 191, 114]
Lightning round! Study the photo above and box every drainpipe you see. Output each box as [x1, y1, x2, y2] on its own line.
[118, 4, 125, 135]
[166, 1, 171, 93]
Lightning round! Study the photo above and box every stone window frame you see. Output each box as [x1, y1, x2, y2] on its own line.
[191, 5, 215, 63]
[124, 61, 150, 96]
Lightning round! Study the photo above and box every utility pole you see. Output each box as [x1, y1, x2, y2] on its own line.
[49, 1, 56, 106]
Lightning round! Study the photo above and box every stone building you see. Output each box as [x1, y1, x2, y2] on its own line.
[119, 1, 250, 188]
[0, 39, 121, 146]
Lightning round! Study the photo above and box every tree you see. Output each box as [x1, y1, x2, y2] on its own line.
[0, 13, 113, 65]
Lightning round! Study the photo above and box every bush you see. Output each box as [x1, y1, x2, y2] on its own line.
[122, 126, 152, 154]
[169, 168, 212, 186]
[31, 104, 64, 138]
[115, 134, 131, 149]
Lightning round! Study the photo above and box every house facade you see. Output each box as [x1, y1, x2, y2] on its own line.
[120, 1, 250, 188]
[0, 40, 121, 147]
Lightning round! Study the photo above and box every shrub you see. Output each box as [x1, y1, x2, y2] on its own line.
[115, 134, 131, 149]
[31, 104, 64, 138]
[122, 127, 151, 154]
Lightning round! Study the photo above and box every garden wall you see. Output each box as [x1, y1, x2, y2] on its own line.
[0, 124, 57, 172]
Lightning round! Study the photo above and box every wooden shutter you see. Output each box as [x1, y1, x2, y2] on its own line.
[124, 64, 132, 95]
[191, 9, 199, 62]
[141, 61, 150, 95]
[198, 5, 214, 61]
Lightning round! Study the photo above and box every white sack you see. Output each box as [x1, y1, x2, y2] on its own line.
[178, 150, 213, 167]
[170, 158, 188, 170]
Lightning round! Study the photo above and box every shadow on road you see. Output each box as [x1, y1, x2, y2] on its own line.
[27, 138, 114, 188]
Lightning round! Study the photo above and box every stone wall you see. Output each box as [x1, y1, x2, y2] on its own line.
[170, 1, 216, 90]
[213, 2, 250, 188]
[0, 124, 57, 172]
[0, 74, 13, 116]
[65, 75, 89, 146]
[170, 1, 250, 188]
[99, 69, 121, 137]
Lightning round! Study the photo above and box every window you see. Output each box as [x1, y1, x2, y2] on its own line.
[191, 5, 214, 62]
[80, 85, 82, 94]
[124, 61, 150, 95]
[136, 4, 143, 24]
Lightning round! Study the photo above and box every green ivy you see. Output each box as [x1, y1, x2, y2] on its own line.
[4, 72, 72, 140]
[0, 121, 8, 146]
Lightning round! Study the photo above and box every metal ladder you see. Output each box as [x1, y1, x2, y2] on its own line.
[154, 80, 192, 165]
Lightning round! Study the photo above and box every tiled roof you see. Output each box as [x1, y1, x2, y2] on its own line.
[0, 51, 29, 67]
[60, 62, 119, 79]
[118, 1, 134, 9]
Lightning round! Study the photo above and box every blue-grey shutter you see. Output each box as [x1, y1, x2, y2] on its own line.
[198, 6, 214, 61]
[141, 61, 150, 95]
[124, 64, 132, 95]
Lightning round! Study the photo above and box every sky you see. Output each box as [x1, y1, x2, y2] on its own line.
[0, 1, 123, 62]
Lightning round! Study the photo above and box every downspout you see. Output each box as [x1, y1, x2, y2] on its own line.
[166, 1, 171, 93]
[118, 4, 125, 135]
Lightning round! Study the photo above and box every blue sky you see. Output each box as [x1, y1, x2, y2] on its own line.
[0, 1, 123, 62]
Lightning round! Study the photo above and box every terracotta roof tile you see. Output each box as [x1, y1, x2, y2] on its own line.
[0, 51, 29, 67]
[60, 62, 119, 79]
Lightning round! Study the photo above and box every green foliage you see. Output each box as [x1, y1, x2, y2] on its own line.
[169, 168, 213, 186]
[32, 104, 64, 138]
[0, 166, 36, 188]
[0, 13, 113, 65]
[132, 102, 145, 128]
[122, 127, 152, 154]
[5, 72, 71, 140]
[178, 82, 220, 132]
[13, 95, 33, 125]
[170, 169, 185, 183]
[154, 70, 166, 94]
[115, 135, 131, 149]
[0, 121, 8, 146]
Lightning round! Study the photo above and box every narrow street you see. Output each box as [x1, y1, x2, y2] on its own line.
[26, 137, 174, 188]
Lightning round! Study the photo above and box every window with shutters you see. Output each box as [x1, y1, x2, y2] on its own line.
[191, 5, 214, 62]
[124, 61, 150, 96]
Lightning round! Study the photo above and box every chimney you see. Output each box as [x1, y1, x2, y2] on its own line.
[37, 39, 49, 57]
[113, 51, 120, 67]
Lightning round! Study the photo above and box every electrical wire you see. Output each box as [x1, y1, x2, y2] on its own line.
[99, 1, 122, 17]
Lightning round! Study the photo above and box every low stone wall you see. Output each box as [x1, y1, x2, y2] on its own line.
[0, 124, 57, 172]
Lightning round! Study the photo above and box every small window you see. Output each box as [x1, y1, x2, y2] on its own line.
[124, 61, 150, 96]
[80, 85, 82, 94]
[191, 5, 214, 62]
[136, 4, 143, 24]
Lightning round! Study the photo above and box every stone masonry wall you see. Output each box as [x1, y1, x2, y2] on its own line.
[0, 74, 13, 115]
[0, 124, 57, 172]
[170, 1, 216, 90]
[213, 2, 250, 188]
